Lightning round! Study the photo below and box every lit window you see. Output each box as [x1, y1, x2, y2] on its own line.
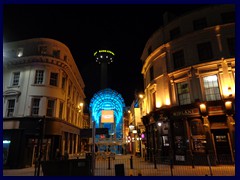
[50, 72, 58, 86]
[177, 81, 191, 105]
[7, 99, 15, 117]
[34, 70, 44, 84]
[12, 72, 20, 86]
[31, 98, 40, 116]
[203, 75, 221, 101]
[17, 48, 23, 57]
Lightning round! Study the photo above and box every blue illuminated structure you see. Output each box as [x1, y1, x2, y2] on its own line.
[89, 88, 125, 138]
[89, 88, 125, 153]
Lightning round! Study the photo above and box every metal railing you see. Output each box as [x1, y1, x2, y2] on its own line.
[94, 155, 235, 176]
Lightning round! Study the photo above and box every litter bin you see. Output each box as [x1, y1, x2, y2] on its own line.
[115, 164, 125, 176]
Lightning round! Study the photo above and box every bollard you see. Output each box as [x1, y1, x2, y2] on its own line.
[130, 156, 133, 169]
[154, 155, 157, 169]
[170, 159, 173, 176]
[191, 154, 195, 169]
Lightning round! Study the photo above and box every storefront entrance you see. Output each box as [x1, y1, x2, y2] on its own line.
[212, 130, 233, 164]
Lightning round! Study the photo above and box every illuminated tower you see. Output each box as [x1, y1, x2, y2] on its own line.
[94, 49, 115, 89]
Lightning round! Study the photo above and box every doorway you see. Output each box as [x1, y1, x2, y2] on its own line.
[212, 130, 233, 164]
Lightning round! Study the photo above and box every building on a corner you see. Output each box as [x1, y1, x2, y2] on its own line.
[3, 38, 86, 168]
[140, 5, 235, 165]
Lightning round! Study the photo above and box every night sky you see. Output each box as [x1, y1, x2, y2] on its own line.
[3, 4, 208, 107]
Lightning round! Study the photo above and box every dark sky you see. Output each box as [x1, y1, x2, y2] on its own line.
[3, 4, 207, 107]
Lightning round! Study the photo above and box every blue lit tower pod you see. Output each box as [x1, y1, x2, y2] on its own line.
[89, 88, 125, 153]
[94, 50, 115, 89]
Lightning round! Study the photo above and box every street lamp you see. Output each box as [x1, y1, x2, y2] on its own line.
[139, 94, 144, 99]
[129, 124, 134, 130]
[225, 100, 233, 116]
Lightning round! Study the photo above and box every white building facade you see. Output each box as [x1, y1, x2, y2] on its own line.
[140, 5, 235, 165]
[3, 38, 86, 168]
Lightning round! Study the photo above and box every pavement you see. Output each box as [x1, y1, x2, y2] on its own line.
[3, 154, 235, 176]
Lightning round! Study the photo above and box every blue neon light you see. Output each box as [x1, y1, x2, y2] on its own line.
[89, 88, 125, 138]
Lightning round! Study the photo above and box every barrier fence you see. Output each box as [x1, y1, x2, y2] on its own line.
[94, 155, 235, 176]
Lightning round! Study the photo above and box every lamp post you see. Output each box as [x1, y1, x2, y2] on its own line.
[157, 122, 162, 162]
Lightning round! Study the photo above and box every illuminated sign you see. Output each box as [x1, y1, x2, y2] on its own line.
[3, 140, 11, 144]
[94, 50, 115, 56]
[101, 110, 114, 123]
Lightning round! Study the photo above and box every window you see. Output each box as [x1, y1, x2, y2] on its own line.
[31, 98, 40, 116]
[39, 46, 47, 55]
[197, 42, 213, 61]
[62, 76, 66, 89]
[46, 99, 55, 117]
[34, 70, 44, 84]
[50, 72, 58, 86]
[7, 99, 15, 117]
[221, 11, 235, 24]
[203, 75, 221, 101]
[17, 48, 23, 57]
[151, 91, 156, 110]
[59, 101, 64, 119]
[227, 37, 235, 57]
[64, 55, 67, 61]
[170, 27, 181, 40]
[149, 66, 154, 81]
[173, 50, 185, 69]
[193, 18, 207, 30]
[12, 72, 20, 86]
[177, 81, 191, 105]
[53, 50, 60, 58]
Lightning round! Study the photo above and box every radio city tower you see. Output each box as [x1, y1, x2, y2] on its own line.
[94, 49, 115, 89]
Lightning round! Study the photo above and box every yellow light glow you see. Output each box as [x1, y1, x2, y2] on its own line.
[156, 102, 161, 108]
[165, 98, 170, 105]
[139, 94, 144, 99]
[94, 50, 115, 56]
[223, 86, 234, 98]
[200, 103, 207, 114]
[225, 101, 232, 111]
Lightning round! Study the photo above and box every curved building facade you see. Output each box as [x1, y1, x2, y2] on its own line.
[3, 38, 86, 168]
[140, 5, 235, 165]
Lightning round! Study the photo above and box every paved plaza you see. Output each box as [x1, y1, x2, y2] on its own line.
[3, 155, 235, 176]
